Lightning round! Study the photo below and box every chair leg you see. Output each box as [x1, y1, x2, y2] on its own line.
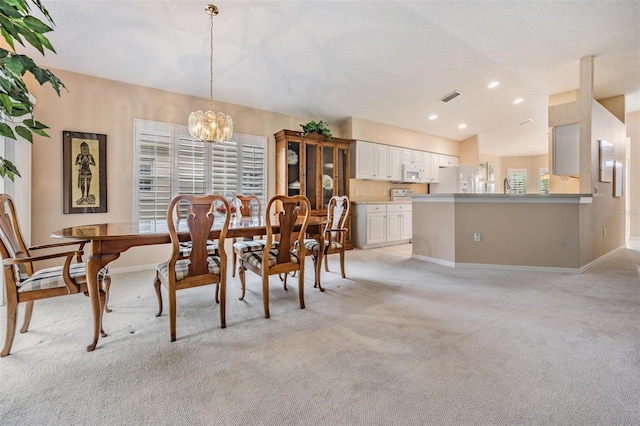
[103, 275, 112, 313]
[1, 294, 18, 357]
[262, 274, 270, 319]
[219, 281, 226, 329]
[324, 252, 330, 272]
[314, 252, 324, 292]
[298, 267, 305, 310]
[154, 275, 163, 317]
[340, 250, 346, 278]
[19, 300, 34, 333]
[215, 283, 220, 304]
[232, 251, 237, 278]
[283, 273, 288, 291]
[238, 265, 247, 301]
[169, 285, 177, 342]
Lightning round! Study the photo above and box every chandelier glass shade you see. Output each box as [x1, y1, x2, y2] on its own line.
[188, 4, 233, 143]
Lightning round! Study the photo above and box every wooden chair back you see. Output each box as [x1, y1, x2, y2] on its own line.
[167, 194, 230, 282]
[264, 195, 311, 268]
[325, 196, 350, 248]
[236, 194, 261, 218]
[0, 194, 33, 280]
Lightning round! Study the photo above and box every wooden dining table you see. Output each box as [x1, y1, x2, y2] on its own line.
[51, 215, 326, 352]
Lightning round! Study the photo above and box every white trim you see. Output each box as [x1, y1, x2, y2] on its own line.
[411, 254, 455, 268]
[412, 245, 627, 274]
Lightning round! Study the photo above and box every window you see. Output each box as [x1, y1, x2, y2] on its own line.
[539, 167, 549, 194]
[506, 168, 527, 194]
[133, 119, 267, 221]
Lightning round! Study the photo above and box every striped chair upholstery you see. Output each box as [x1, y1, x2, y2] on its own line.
[157, 256, 222, 281]
[18, 263, 109, 293]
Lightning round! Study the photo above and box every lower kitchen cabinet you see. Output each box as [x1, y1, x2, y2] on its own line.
[353, 203, 412, 249]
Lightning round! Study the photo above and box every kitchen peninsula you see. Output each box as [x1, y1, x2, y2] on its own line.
[412, 193, 600, 272]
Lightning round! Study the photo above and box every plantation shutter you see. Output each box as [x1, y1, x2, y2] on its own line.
[507, 169, 527, 194]
[133, 119, 267, 221]
[239, 135, 267, 207]
[177, 132, 207, 195]
[211, 141, 238, 195]
[135, 123, 172, 220]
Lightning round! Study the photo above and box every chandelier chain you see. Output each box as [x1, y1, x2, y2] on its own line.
[209, 10, 214, 109]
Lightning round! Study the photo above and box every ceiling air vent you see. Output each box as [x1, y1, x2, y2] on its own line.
[440, 90, 462, 103]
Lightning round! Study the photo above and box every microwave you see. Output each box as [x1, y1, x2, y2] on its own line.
[401, 163, 425, 183]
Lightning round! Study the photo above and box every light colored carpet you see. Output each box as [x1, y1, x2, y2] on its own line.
[1, 245, 639, 425]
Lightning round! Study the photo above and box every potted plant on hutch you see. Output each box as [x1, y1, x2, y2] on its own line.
[300, 120, 332, 141]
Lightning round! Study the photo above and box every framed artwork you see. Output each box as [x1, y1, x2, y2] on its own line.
[599, 139, 614, 183]
[63, 131, 107, 214]
[614, 161, 623, 197]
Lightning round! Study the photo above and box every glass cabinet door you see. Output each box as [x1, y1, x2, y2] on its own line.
[321, 146, 334, 209]
[286, 140, 301, 197]
[305, 143, 319, 210]
[336, 147, 348, 198]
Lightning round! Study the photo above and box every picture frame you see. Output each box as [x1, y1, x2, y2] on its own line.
[63, 131, 107, 214]
[599, 139, 614, 183]
[614, 161, 623, 197]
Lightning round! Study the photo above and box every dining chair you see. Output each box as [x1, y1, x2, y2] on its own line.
[298, 196, 350, 289]
[237, 195, 311, 319]
[174, 204, 219, 257]
[154, 194, 231, 342]
[0, 193, 110, 357]
[231, 194, 279, 277]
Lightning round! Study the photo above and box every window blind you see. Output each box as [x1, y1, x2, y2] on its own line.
[507, 169, 527, 194]
[133, 119, 267, 221]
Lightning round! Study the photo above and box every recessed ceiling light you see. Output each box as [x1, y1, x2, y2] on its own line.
[458, 124, 467, 129]
[428, 114, 438, 120]
[488, 81, 500, 89]
[513, 98, 524, 104]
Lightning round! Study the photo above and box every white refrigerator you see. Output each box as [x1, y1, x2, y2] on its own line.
[429, 166, 477, 193]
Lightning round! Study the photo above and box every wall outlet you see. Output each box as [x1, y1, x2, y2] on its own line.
[603, 228, 607, 237]
[474, 233, 481, 242]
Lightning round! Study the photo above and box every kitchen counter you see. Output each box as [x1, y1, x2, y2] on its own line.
[412, 193, 598, 271]
[413, 193, 593, 204]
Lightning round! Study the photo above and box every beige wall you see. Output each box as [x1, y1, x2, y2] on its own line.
[28, 69, 319, 268]
[342, 116, 460, 154]
[628, 111, 640, 240]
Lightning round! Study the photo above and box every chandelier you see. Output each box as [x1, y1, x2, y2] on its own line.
[188, 4, 233, 143]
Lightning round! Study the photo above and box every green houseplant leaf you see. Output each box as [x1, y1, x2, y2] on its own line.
[0, 0, 65, 180]
[300, 120, 332, 141]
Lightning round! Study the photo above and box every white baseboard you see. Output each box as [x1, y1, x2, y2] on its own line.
[412, 245, 628, 274]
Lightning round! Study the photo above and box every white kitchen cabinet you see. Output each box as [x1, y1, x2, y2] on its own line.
[402, 148, 426, 166]
[439, 154, 459, 167]
[424, 152, 440, 183]
[388, 146, 403, 181]
[386, 204, 412, 242]
[354, 140, 376, 179]
[353, 203, 412, 249]
[353, 141, 402, 181]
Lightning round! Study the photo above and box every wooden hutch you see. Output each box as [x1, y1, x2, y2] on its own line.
[274, 129, 354, 246]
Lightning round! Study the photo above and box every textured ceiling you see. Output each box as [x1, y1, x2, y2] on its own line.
[20, 1, 640, 157]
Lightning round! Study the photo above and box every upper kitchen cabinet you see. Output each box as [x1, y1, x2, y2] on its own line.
[352, 141, 402, 181]
[424, 152, 440, 183]
[275, 129, 353, 213]
[439, 154, 459, 167]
